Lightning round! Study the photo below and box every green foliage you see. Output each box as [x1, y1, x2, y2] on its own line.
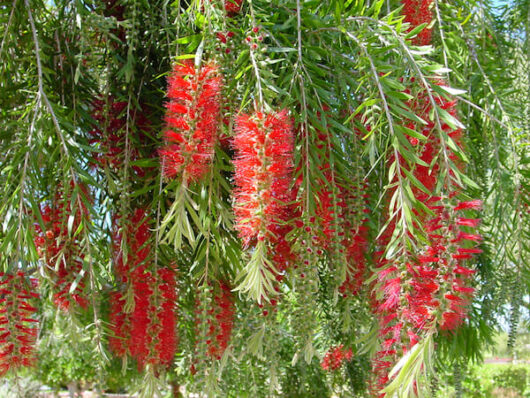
[493, 367, 529, 396]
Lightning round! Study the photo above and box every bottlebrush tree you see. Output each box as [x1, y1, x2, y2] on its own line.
[0, 0, 528, 397]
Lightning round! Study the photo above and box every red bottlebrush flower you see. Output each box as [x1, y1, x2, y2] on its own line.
[232, 110, 294, 247]
[401, 0, 434, 46]
[129, 267, 153, 369]
[34, 183, 90, 312]
[339, 225, 368, 296]
[206, 282, 235, 360]
[224, 0, 243, 15]
[321, 345, 353, 371]
[112, 208, 152, 280]
[0, 272, 39, 376]
[160, 61, 222, 183]
[370, 193, 482, 392]
[417, 197, 482, 332]
[110, 209, 178, 370]
[108, 291, 129, 358]
[89, 99, 151, 177]
[151, 267, 178, 368]
[192, 282, 235, 365]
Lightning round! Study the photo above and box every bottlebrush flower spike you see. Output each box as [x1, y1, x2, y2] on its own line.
[232, 110, 295, 301]
[160, 61, 222, 183]
[232, 110, 294, 246]
[108, 291, 130, 358]
[401, 0, 434, 45]
[321, 345, 353, 371]
[223, 0, 243, 15]
[421, 197, 482, 331]
[89, 99, 151, 177]
[205, 0, 243, 16]
[127, 265, 153, 369]
[370, 193, 482, 394]
[205, 282, 235, 360]
[112, 208, 152, 280]
[150, 267, 178, 368]
[110, 209, 178, 370]
[0, 272, 39, 376]
[34, 184, 90, 312]
[111, 209, 177, 370]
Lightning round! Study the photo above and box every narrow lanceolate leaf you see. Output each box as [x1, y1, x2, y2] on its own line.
[234, 240, 278, 303]
[160, 183, 197, 250]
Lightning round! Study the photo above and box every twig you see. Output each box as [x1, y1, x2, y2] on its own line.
[296, 0, 311, 217]
[345, 30, 411, 254]
[433, 0, 448, 70]
[26, 0, 77, 184]
[248, 0, 264, 109]
[0, 0, 18, 63]
[17, 96, 41, 262]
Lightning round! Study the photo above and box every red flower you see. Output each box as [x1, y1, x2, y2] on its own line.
[89, 99, 151, 177]
[109, 209, 178, 370]
[194, 282, 235, 361]
[129, 266, 153, 369]
[108, 291, 129, 358]
[34, 183, 90, 312]
[321, 345, 353, 371]
[0, 272, 39, 376]
[420, 197, 482, 331]
[151, 267, 178, 367]
[233, 110, 294, 246]
[160, 61, 222, 183]
[224, 0, 243, 15]
[401, 0, 434, 45]
[112, 208, 152, 280]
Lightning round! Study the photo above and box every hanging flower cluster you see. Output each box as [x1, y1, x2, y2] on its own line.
[401, 0, 434, 46]
[307, 120, 369, 295]
[402, 79, 464, 203]
[320, 345, 353, 371]
[233, 110, 294, 246]
[223, 0, 243, 15]
[89, 98, 152, 177]
[34, 184, 89, 312]
[109, 208, 151, 358]
[160, 61, 222, 183]
[418, 197, 482, 330]
[205, 0, 243, 16]
[152, 268, 178, 367]
[369, 5, 483, 392]
[89, 98, 127, 170]
[190, 281, 235, 380]
[109, 209, 178, 371]
[232, 110, 297, 294]
[338, 184, 370, 297]
[372, 197, 482, 392]
[204, 282, 235, 360]
[0, 272, 39, 376]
